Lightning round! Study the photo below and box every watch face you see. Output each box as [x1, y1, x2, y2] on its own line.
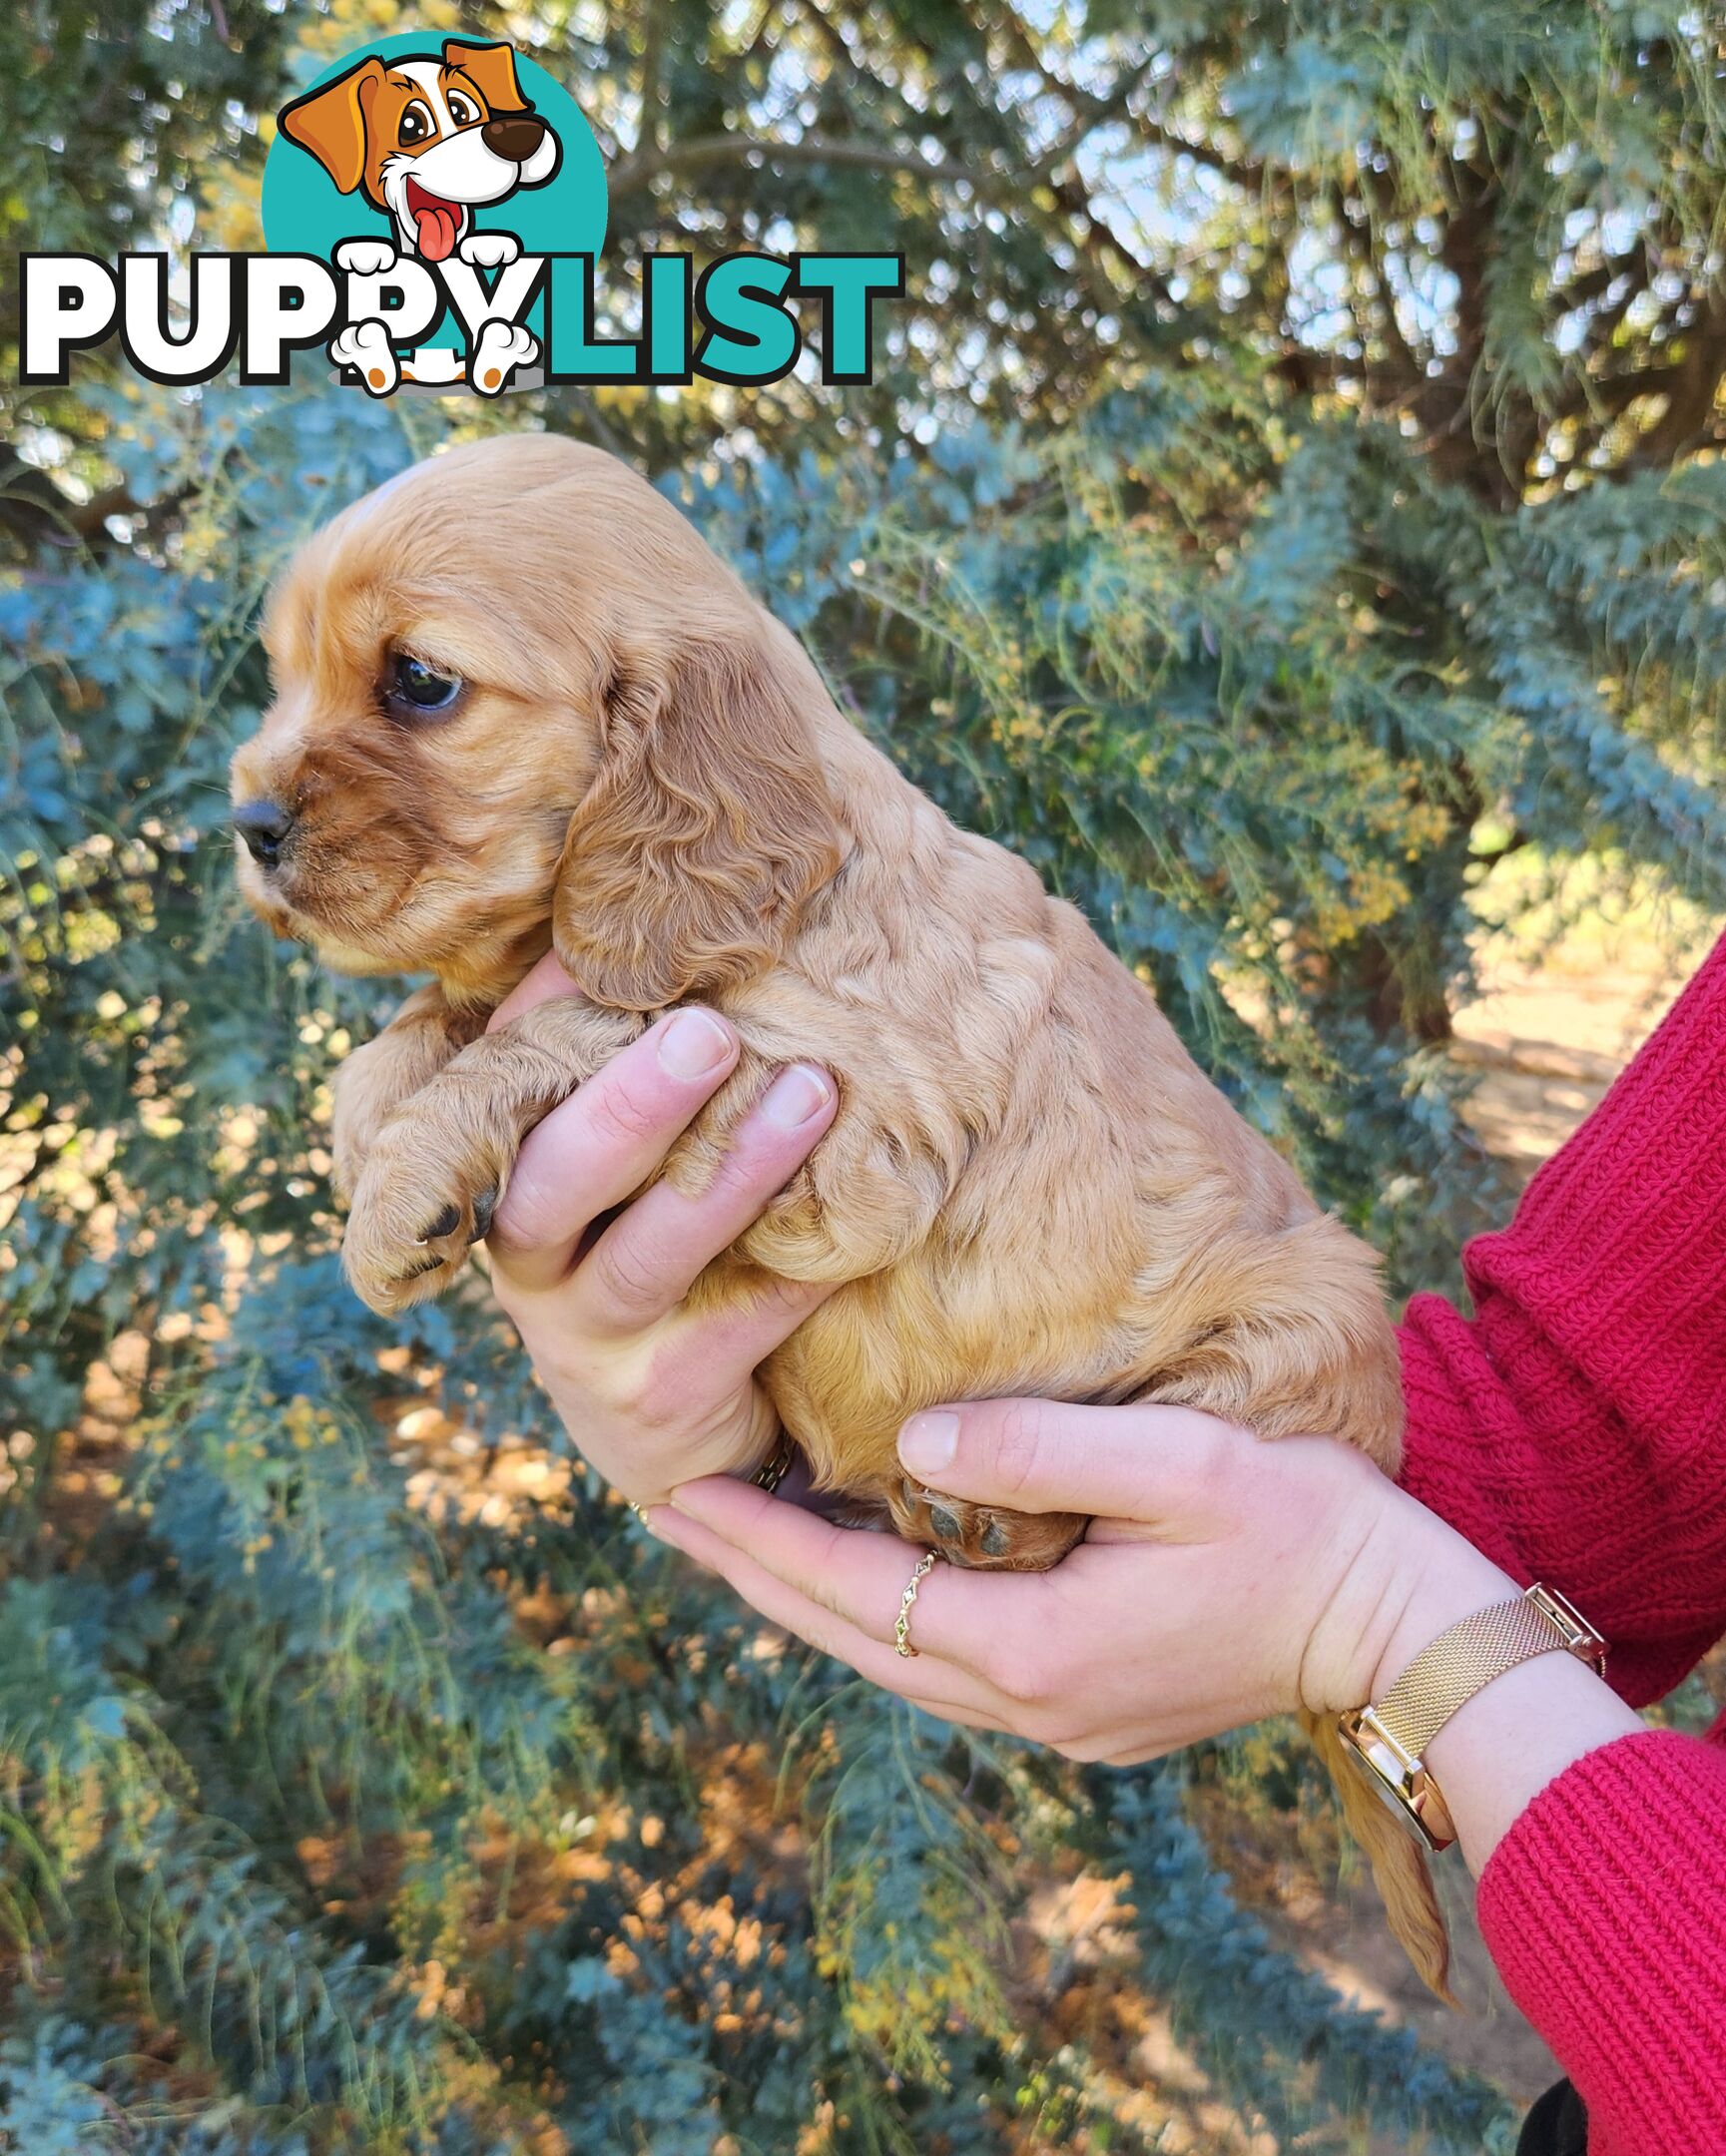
[1347, 1734, 1421, 1821]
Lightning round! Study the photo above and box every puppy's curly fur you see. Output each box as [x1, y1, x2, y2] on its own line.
[233, 434, 1448, 1995]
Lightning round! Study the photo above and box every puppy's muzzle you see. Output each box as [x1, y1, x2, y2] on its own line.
[482, 114, 548, 163]
[233, 799, 297, 869]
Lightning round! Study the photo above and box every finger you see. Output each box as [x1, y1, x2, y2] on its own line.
[646, 1504, 1002, 1717]
[488, 1008, 739, 1291]
[636, 1273, 839, 1420]
[487, 949, 587, 1030]
[1098, 1742, 1173, 1769]
[692, 1269, 839, 1368]
[572, 1064, 837, 1336]
[665, 1473, 1031, 1677]
[893, 1397, 1253, 1535]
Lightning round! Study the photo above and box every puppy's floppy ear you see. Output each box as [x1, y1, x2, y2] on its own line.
[279, 57, 385, 195]
[444, 39, 531, 115]
[554, 631, 844, 1010]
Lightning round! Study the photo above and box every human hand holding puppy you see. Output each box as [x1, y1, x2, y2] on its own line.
[483, 1026, 1640, 1885]
[474, 967, 1460, 1765]
[477, 964, 1638, 1882]
[648, 1407, 1641, 1880]
[481, 954, 839, 1506]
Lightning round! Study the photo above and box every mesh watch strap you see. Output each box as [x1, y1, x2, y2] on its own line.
[1373, 1585, 1603, 1760]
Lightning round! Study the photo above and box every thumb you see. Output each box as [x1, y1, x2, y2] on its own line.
[487, 949, 588, 1032]
[895, 1397, 1247, 1531]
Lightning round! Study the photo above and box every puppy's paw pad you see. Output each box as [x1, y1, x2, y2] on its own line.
[334, 239, 398, 275]
[458, 231, 520, 269]
[892, 1482, 1086, 1573]
[413, 1184, 497, 1251]
[469, 320, 537, 395]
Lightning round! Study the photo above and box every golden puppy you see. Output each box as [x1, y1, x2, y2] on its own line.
[232, 434, 1447, 1993]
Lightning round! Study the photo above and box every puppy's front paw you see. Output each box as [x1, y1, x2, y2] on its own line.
[890, 1481, 1086, 1573]
[458, 231, 520, 269]
[341, 1114, 506, 1317]
[334, 238, 398, 276]
[470, 319, 537, 395]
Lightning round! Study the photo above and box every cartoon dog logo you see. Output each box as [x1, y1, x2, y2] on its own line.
[281, 39, 560, 264]
[279, 38, 560, 390]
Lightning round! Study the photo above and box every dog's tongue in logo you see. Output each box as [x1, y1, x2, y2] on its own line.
[405, 178, 462, 263]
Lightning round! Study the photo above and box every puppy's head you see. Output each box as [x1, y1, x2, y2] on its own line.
[230, 436, 842, 1009]
[279, 40, 560, 261]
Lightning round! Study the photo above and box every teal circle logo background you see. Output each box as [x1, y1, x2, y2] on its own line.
[261, 34, 607, 357]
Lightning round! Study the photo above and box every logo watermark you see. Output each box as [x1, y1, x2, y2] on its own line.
[19, 33, 903, 396]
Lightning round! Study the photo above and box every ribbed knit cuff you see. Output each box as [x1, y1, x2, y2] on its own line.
[1476, 1728, 1726, 2156]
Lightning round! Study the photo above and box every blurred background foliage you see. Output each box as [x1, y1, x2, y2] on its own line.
[3, 0, 1726, 2147]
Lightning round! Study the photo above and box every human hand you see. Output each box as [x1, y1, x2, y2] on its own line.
[481, 954, 839, 1506]
[648, 1397, 1511, 1763]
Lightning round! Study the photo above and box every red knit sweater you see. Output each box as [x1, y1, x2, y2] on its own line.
[1399, 928, 1726, 2152]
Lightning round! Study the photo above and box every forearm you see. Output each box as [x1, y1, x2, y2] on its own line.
[1364, 1496, 1643, 1874]
[1351, 1506, 1726, 2153]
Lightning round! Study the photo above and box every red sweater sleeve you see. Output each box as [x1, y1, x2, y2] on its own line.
[1393, 930, 1726, 2150]
[1398, 927, 1726, 1705]
[1475, 1729, 1726, 2155]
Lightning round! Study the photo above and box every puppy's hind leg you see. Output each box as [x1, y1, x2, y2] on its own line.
[342, 998, 645, 1316]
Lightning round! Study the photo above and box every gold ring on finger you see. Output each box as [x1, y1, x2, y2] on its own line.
[894, 1550, 939, 1658]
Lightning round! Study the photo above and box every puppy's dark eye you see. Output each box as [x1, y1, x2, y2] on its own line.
[384, 652, 464, 717]
[446, 92, 479, 128]
[398, 101, 435, 147]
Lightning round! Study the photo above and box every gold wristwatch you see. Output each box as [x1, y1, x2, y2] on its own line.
[1339, 1583, 1607, 1852]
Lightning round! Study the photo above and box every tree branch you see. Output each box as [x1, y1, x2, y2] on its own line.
[610, 120, 1173, 314]
[0, 468, 157, 555]
[1131, 111, 1266, 193]
[983, 3, 1266, 189]
[635, 0, 668, 161]
[608, 132, 985, 195]
[1031, 55, 1162, 177]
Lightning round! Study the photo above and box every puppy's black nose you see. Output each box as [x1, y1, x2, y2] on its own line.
[233, 799, 295, 867]
[482, 113, 546, 162]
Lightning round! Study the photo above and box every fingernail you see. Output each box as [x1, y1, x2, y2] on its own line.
[658, 1008, 733, 1080]
[761, 1064, 832, 1130]
[899, 1410, 959, 1475]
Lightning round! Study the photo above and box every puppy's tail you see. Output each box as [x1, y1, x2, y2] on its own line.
[1303, 1708, 1455, 2005]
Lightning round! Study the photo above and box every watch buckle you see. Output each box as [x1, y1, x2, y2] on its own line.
[1527, 1583, 1608, 1676]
